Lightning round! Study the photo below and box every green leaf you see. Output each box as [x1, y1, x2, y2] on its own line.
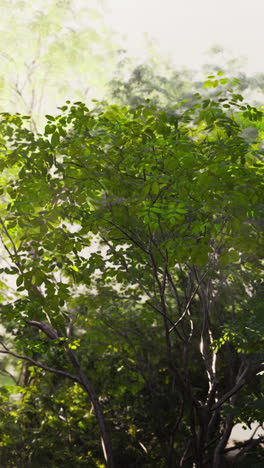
[51, 131, 60, 146]
[219, 249, 240, 267]
[151, 182, 160, 195]
[45, 124, 56, 135]
[16, 276, 23, 287]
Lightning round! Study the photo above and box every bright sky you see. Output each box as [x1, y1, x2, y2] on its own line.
[105, 0, 264, 74]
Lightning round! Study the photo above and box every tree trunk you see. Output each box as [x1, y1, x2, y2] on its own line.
[67, 349, 115, 468]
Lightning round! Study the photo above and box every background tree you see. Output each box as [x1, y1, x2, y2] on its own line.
[108, 47, 264, 112]
[0, 0, 118, 131]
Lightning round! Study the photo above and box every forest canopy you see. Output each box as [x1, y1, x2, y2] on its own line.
[0, 78, 263, 467]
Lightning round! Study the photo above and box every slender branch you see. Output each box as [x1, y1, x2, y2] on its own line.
[104, 218, 150, 255]
[0, 342, 79, 383]
[0, 216, 19, 259]
[225, 435, 264, 460]
[148, 247, 173, 356]
[211, 362, 250, 411]
[169, 269, 208, 334]
[99, 232, 179, 337]
[166, 268, 182, 315]
[0, 368, 18, 385]
[145, 300, 185, 343]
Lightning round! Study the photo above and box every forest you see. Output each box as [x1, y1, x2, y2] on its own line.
[0, 1, 263, 467]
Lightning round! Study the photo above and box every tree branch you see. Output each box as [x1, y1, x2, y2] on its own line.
[0, 341, 79, 383]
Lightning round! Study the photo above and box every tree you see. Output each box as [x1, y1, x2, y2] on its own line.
[108, 53, 196, 110]
[0, 79, 263, 466]
[0, 0, 118, 131]
[108, 47, 264, 112]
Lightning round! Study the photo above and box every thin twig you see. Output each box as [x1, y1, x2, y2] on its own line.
[0, 341, 79, 383]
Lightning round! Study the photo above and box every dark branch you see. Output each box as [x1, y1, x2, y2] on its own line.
[0, 341, 79, 383]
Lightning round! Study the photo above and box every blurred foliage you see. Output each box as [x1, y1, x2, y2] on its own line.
[108, 48, 264, 112]
[0, 0, 119, 130]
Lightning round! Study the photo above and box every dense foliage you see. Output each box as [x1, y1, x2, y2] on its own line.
[0, 79, 263, 467]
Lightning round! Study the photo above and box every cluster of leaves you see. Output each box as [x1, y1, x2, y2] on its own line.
[0, 82, 263, 466]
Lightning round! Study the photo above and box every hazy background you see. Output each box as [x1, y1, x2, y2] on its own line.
[106, 0, 264, 74]
[0, 0, 263, 130]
